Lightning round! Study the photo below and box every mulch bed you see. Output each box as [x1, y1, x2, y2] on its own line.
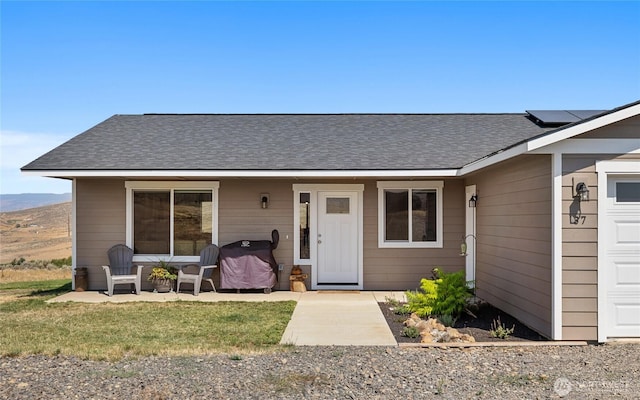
[379, 300, 547, 343]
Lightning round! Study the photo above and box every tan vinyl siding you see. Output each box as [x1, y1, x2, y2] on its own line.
[561, 152, 640, 340]
[217, 178, 466, 290]
[217, 179, 294, 291]
[577, 114, 640, 139]
[74, 177, 465, 291]
[466, 154, 553, 338]
[363, 179, 466, 290]
[75, 179, 127, 290]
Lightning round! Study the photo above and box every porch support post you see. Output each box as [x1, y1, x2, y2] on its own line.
[71, 178, 77, 291]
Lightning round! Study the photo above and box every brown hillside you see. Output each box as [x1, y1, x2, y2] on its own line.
[0, 202, 72, 264]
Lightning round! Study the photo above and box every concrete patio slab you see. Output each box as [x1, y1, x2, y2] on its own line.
[47, 290, 302, 303]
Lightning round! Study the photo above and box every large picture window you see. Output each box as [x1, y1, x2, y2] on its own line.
[377, 181, 443, 248]
[126, 181, 219, 261]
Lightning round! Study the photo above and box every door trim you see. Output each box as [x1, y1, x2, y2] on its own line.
[465, 185, 476, 289]
[293, 184, 364, 290]
[596, 160, 640, 342]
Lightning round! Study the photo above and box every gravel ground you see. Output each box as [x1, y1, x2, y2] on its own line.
[1, 344, 639, 399]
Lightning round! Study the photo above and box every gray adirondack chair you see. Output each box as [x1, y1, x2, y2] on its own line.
[101, 244, 144, 296]
[176, 244, 219, 296]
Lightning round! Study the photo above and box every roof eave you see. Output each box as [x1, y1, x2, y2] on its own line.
[460, 100, 640, 175]
[22, 169, 460, 179]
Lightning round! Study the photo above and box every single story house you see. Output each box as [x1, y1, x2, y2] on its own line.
[22, 100, 640, 342]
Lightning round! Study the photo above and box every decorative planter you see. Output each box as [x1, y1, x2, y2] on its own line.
[153, 279, 174, 293]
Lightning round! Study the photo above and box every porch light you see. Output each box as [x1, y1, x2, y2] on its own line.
[261, 193, 270, 209]
[575, 182, 589, 202]
[468, 194, 477, 208]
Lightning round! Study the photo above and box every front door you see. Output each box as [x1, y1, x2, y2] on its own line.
[317, 191, 359, 286]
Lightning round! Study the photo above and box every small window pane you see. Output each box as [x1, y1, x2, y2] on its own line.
[385, 190, 408, 241]
[134, 191, 170, 254]
[299, 193, 310, 260]
[174, 191, 213, 256]
[617, 182, 640, 203]
[326, 197, 350, 214]
[412, 190, 437, 242]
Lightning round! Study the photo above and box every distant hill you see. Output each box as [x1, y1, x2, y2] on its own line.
[0, 193, 72, 212]
[0, 202, 72, 263]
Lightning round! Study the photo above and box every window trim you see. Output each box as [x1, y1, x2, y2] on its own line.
[293, 189, 312, 265]
[125, 181, 219, 262]
[376, 181, 444, 248]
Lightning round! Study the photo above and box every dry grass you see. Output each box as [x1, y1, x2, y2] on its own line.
[0, 202, 72, 263]
[0, 278, 296, 360]
[0, 268, 71, 283]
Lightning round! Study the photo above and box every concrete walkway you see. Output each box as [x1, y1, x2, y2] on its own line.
[48, 290, 405, 346]
[280, 291, 400, 346]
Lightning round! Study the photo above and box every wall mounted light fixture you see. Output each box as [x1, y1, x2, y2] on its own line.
[260, 193, 270, 209]
[468, 194, 478, 208]
[575, 182, 589, 202]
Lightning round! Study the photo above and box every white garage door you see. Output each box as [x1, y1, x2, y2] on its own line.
[603, 177, 640, 339]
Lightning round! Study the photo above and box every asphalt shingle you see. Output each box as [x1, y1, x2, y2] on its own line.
[22, 114, 554, 171]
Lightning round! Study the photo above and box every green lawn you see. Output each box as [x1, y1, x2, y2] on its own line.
[0, 279, 296, 360]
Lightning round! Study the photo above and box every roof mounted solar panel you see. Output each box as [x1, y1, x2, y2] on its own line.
[566, 110, 606, 120]
[526, 109, 607, 127]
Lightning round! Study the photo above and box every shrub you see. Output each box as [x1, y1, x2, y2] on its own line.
[401, 326, 420, 338]
[404, 269, 471, 318]
[404, 278, 438, 317]
[51, 257, 72, 268]
[438, 314, 457, 327]
[489, 317, 515, 339]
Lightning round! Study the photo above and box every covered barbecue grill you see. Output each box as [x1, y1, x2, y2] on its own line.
[219, 229, 279, 293]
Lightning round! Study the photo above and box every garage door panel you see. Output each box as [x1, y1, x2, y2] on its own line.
[608, 298, 640, 337]
[603, 175, 640, 339]
[612, 260, 640, 290]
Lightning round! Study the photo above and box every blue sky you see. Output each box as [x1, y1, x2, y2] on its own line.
[1, 1, 639, 194]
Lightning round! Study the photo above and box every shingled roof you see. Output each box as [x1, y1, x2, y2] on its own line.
[22, 113, 555, 172]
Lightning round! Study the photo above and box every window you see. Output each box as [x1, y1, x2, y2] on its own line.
[299, 192, 311, 260]
[617, 182, 640, 203]
[126, 181, 219, 261]
[377, 181, 443, 248]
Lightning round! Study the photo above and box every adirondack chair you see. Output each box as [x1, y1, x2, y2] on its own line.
[101, 244, 144, 296]
[176, 244, 219, 296]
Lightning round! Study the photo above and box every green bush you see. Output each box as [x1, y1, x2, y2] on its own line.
[50, 257, 72, 268]
[404, 269, 471, 318]
[490, 317, 515, 339]
[401, 326, 420, 338]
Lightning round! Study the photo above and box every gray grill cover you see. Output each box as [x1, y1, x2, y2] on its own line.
[219, 231, 279, 290]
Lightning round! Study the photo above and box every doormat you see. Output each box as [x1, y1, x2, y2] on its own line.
[317, 290, 361, 294]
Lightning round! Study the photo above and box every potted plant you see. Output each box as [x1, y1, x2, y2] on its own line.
[147, 260, 177, 293]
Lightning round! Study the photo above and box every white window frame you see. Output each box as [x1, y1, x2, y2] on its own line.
[377, 181, 444, 248]
[293, 189, 312, 265]
[125, 181, 219, 262]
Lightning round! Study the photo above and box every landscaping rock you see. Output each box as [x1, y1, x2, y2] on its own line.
[403, 316, 475, 343]
[2, 345, 639, 399]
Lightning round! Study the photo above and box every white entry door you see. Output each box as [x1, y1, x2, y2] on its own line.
[603, 177, 640, 338]
[317, 192, 359, 285]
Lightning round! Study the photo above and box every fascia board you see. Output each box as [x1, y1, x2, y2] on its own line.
[22, 169, 459, 179]
[457, 143, 529, 176]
